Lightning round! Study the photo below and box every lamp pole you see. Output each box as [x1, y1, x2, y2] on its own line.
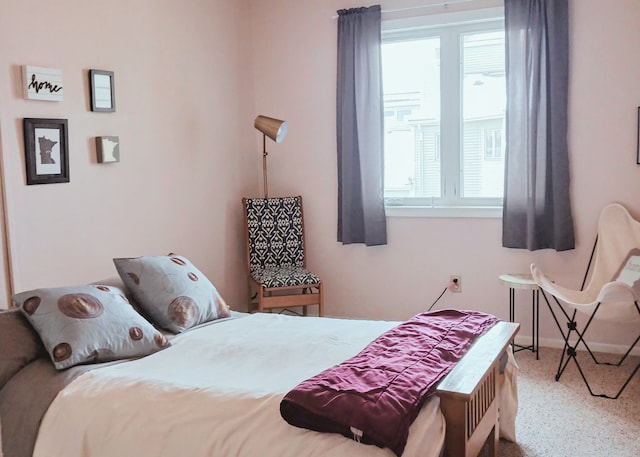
[262, 133, 268, 198]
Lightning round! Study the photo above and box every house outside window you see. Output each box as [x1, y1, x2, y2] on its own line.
[382, 8, 505, 210]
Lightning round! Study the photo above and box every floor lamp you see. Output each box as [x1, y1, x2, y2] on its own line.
[254, 115, 287, 198]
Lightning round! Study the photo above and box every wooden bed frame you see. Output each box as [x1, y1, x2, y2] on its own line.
[437, 321, 520, 457]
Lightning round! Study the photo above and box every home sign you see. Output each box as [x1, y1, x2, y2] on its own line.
[22, 65, 64, 101]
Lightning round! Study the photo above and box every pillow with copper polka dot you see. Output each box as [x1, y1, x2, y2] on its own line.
[12, 284, 170, 370]
[113, 254, 231, 333]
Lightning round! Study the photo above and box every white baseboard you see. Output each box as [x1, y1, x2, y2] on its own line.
[513, 334, 640, 356]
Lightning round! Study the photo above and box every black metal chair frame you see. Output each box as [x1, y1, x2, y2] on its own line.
[540, 237, 640, 399]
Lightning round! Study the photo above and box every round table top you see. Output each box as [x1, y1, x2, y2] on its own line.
[499, 273, 540, 290]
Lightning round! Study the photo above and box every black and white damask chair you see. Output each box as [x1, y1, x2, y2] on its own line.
[242, 196, 323, 316]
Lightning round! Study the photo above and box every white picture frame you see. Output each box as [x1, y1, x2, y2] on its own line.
[22, 66, 64, 101]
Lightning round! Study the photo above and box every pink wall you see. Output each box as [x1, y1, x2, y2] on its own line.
[0, 0, 257, 305]
[1, 0, 638, 353]
[250, 0, 640, 352]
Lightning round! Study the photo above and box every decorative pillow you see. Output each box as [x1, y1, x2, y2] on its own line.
[89, 275, 142, 312]
[90, 275, 129, 291]
[0, 309, 47, 388]
[113, 254, 231, 333]
[12, 285, 170, 370]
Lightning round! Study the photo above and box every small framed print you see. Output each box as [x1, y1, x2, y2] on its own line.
[22, 65, 64, 101]
[96, 136, 120, 163]
[23, 118, 70, 185]
[637, 107, 640, 164]
[89, 69, 115, 112]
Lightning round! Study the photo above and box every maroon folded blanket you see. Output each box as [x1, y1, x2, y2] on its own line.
[280, 309, 497, 456]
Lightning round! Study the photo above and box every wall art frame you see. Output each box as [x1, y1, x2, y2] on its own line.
[89, 69, 115, 112]
[637, 106, 640, 164]
[22, 65, 64, 101]
[23, 118, 70, 185]
[96, 136, 120, 163]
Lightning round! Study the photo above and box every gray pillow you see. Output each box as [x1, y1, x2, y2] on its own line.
[12, 284, 170, 370]
[0, 309, 46, 388]
[113, 254, 231, 333]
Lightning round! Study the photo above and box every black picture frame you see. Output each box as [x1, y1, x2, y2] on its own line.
[23, 118, 69, 185]
[637, 107, 640, 164]
[89, 69, 115, 112]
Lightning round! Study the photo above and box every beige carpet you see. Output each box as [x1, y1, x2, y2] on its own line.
[479, 347, 640, 457]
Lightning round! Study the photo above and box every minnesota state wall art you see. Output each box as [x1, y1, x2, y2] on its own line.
[96, 136, 120, 163]
[23, 118, 70, 185]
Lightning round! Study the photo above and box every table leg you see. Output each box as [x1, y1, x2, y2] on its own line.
[509, 288, 515, 349]
[531, 290, 535, 355]
[531, 289, 540, 360]
[509, 288, 515, 322]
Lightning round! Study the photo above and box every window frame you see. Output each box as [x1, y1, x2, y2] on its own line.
[381, 7, 505, 216]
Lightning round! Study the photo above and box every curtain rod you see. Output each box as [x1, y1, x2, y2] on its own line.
[333, 0, 474, 18]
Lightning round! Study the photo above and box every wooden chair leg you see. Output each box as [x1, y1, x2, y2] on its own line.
[257, 286, 264, 313]
[247, 282, 254, 312]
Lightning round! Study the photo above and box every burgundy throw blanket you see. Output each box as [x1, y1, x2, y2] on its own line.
[280, 309, 497, 456]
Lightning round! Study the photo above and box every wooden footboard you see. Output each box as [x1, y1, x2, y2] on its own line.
[437, 321, 520, 457]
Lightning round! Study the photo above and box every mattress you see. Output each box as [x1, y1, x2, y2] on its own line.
[33, 313, 447, 457]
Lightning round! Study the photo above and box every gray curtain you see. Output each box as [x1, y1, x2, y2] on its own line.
[502, 0, 575, 251]
[336, 5, 387, 246]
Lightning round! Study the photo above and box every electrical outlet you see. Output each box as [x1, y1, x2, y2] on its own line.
[450, 275, 462, 293]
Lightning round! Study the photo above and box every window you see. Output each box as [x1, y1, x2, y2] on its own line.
[484, 128, 502, 159]
[382, 9, 505, 210]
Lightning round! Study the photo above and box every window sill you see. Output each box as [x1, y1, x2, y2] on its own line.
[385, 206, 502, 219]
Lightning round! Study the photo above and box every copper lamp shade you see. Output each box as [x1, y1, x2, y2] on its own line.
[254, 115, 288, 197]
[254, 115, 288, 143]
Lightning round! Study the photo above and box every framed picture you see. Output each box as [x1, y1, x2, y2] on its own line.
[23, 118, 69, 185]
[89, 69, 115, 112]
[22, 65, 64, 102]
[96, 136, 120, 163]
[637, 107, 640, 164]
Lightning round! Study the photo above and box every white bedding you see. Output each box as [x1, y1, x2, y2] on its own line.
[33, 313, 446, 457]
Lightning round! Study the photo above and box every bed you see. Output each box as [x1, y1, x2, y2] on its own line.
[0, 256, 519, 457]
[1, 310, 518, 457]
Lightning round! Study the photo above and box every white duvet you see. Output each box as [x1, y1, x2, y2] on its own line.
[33, 313, 446, 457]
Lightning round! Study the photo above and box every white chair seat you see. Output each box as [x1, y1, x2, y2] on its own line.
[531, 202, 640, 398]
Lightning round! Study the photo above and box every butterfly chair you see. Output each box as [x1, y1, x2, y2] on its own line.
[242, 196, 323, 316]
[531, 202, 640, 399]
